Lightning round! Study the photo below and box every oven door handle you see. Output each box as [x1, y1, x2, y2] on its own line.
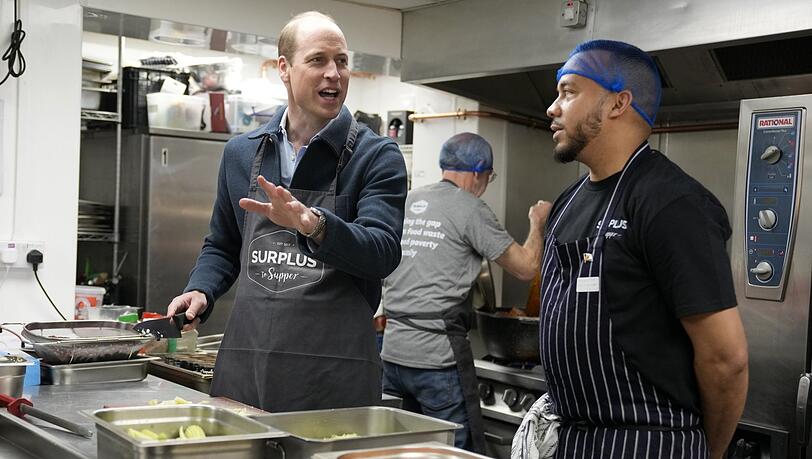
[796, 373, 812, 445]
[484, 430, 514, 445]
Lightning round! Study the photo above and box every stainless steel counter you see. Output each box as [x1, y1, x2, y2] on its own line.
[20, 375, 263, 458]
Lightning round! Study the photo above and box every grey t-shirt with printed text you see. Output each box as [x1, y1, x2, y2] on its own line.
[381, 181, 514, 369]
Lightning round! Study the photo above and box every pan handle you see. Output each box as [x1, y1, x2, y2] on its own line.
[0, 324, 29, 347]
[267, 440, 286, 459]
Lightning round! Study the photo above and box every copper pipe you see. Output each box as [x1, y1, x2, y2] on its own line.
[410, 110, 551, 130]
[652, 122, 738, 133]
[410, 110, 739, 134]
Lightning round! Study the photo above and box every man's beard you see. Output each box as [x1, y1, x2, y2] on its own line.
[553, 103, 605, 164]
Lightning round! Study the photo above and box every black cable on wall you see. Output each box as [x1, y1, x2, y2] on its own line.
[0, 0, 25, 86]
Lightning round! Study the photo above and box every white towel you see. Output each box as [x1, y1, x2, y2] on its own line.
[511, 392, 561, 459]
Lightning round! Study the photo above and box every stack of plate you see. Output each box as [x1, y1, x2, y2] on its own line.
[78, 200, 114, 239]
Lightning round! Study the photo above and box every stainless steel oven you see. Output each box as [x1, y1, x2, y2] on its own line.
[474, 358, 546, 458]
[730, 94, 812, 458]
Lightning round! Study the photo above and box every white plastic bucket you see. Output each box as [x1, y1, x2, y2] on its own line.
[74, 285, 105, 320]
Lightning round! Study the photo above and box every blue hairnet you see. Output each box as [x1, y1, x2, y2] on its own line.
[439, 132, 493, 172]
[556, 40, 662, 126]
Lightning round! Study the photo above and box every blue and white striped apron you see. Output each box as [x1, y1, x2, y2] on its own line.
[539, 145, 708, 458]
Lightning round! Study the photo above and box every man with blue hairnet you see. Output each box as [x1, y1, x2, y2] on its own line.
[382, 132, 551, 453]
[512, 40, 748, 458]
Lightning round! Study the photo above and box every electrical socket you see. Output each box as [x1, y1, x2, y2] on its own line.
[0, 241, 44, 270]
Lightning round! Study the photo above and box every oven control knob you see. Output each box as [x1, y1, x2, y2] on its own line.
[758, 209, 777, 230]
[520, 393, 537, 411]
[502, 389, 519, 410]
[761, 145, 782, 164]
[478, 383, 494, 404]
[750, 261, 773, 282]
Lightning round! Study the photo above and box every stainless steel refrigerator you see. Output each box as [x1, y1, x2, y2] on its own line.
[117, 128, 236, 335]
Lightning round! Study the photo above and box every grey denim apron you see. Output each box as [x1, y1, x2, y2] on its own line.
[210, 119, 382, 412]
[385, 299, 487, 454]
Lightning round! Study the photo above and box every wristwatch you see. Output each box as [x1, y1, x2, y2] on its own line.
[303, 207, 327, 239]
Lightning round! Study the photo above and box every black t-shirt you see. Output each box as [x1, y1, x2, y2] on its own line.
[546, 146, 737, 414]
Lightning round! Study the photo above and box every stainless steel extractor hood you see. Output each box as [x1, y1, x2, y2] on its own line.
[401, 0, 812, 125]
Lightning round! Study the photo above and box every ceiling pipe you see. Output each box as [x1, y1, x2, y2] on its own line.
[410, 110, 551, 131]
[410, 110, 740, 134]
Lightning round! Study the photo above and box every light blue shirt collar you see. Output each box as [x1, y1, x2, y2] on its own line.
[278, 108, 338, 187]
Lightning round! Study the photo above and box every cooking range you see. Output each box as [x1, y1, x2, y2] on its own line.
[147, 352, 215, 393]
[474, 357, 546, 458]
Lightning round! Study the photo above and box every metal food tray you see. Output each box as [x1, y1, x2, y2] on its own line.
[89, 404, 287, 459]
[147, 358, 213, 394]
[312, 441, 492, 458]
[0, 411, 86, 459]
[22, 321, 154, 364]
[254, 406, 460, 458]
[40, 356, 159, 385]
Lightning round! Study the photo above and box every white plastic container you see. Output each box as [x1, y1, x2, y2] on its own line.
[146, 92, 207, 131]
[81, 89, 101, 110]
[74, 285, 105, 320]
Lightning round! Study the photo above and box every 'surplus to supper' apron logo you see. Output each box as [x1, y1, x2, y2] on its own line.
[247, 230, 324, 293]
[596, 218, 628, 239]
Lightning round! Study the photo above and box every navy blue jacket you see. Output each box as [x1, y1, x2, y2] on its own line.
[185, 106, 408, 320]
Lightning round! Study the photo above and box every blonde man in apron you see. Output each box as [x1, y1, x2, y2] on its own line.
[167, 11, 407, 412]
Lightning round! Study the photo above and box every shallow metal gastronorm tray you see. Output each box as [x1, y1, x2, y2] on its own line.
[312, 442, 492, 458]
[0, 411, 85, 459]
[40, 356, 159, 385]
[22, 321, 154, 364]
[90, 404, 287, 459]
[254, 406, 460, 458]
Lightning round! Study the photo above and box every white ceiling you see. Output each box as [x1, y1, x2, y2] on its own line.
[333, 0, 454, 11]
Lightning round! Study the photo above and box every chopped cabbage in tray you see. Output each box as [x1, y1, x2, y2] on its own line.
[126, 424, 207, 442]
[146, 396, 192, 406]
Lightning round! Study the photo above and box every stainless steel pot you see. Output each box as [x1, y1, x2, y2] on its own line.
[0, 355, 30, 398]
[475, 309, 540, 363]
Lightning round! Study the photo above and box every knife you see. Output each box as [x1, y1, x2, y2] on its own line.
[133, 312, 193, 339]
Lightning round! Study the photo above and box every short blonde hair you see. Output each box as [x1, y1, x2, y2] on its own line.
[278, 11, 338, 63]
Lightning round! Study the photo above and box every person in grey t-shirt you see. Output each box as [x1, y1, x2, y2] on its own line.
[381, 132, 551, 453]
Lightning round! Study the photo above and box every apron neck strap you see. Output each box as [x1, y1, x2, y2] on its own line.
[329, 118, 359, 196]
[248, 134, 271, 193]
[593, 143, 650, 252]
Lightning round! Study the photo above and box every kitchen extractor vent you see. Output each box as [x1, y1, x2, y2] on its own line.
[713, 35, 812, 81]
[653, 57, 672, 89]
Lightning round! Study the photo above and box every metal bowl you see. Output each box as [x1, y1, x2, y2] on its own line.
[0, 355, 31, 398]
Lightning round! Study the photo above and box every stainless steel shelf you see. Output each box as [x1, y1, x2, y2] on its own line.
[81, 86, 117, 93]
[80, 109, 120, 122]
[77, 232, 117, 242]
